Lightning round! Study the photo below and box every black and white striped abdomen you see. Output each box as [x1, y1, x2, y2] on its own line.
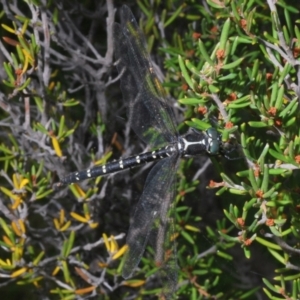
[58, 145, 177, 185]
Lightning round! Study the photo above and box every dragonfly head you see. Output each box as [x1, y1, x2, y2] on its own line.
[203, 128, 242, 160]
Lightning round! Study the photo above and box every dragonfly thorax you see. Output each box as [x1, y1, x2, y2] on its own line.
[179, 128, 221, 157]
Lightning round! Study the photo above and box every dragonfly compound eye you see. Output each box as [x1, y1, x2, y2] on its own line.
[206, 128, 221, 155]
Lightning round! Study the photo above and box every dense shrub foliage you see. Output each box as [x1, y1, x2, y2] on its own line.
[0, 0, 300, 299]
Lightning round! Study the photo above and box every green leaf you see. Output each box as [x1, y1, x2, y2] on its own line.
[206, 0, 225, 9]
[164, 5, 183, 27]
[262, 278, 278, 293]
[178, 55, 193, 90]
[269, 149, 290, 163]
[3, 62, 15, 83]
[221, 57, 244, 70]
[269, 226, 282, 237]
[219, 18, 231, 51]
[260, 164, 269, 194]
[243, 246, 251, 259]
[248, 121, 268, 128]
[218, 230, 240, 243]
[64, 231, 75, 257]
[16, 77, 31, 91]
[278, 62, 293, 85]
[178, 98, 206, 105]
[268, 248, 286, 264]
[216, 250, 232, 260]
[185, 119, 211, 131]
[180, 230, 195, 244]
[255, 237, 281, 250]
[208, 84, 219, 93]
[223, 208, 236, 225]
[61, 260, 71, 283]
[198, 39, 214, 66]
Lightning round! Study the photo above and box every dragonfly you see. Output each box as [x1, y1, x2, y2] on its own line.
[57, 5, 224, 298]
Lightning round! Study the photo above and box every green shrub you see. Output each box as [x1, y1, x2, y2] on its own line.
[0, 0, 299, 299]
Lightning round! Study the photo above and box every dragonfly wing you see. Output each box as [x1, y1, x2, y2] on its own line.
[114, 6, 178, 147]
[151, 161, 179, 299]
[122, 154, 179, 284]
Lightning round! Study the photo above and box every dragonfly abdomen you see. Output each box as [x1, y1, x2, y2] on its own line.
[58, 145, 177, 185]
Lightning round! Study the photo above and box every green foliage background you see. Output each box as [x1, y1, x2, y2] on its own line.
[0, 0, 300, 299]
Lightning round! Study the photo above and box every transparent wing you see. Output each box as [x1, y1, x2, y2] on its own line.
[122, 155, 179, 292]
[114, 5, 178, 147]
[151, 166, 179, 299]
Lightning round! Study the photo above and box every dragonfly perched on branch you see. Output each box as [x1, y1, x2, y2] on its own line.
[57, 5, 227, 299]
